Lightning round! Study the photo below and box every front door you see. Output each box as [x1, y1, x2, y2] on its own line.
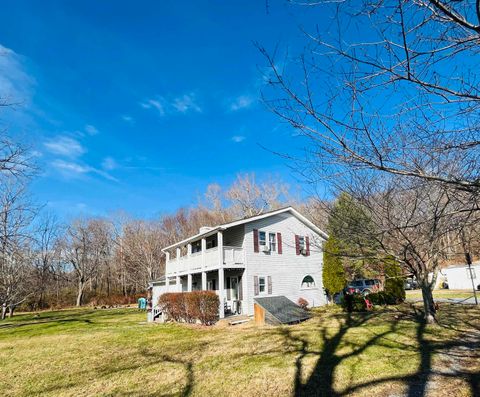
[231, 277, 239, 300]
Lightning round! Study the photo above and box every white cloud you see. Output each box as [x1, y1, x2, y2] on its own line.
[44, 136, 86, 158]
[101, 156, 118, 171]
[229, 95, 255, 111]
[122, 115, 134, 123]
[0, 44, 35, 105]
[85, 124, 99, 135]
[51, 159, 118, 182]
[172, 93, 202, 113]
[140, 93, 202, 116]
[231, 135, 246, 143]
[140, 98, 165, 116]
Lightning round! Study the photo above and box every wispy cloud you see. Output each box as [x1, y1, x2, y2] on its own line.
[0, 44, 35, 105]
[172, 93, 202, 113]
[85, 124, 99, 135]
[44, 136, 86, 158]
[101, 156, 118, 171]
[229, 94, 255, 112]
[51, 159, 118, 182]
[140, 98, 165, 116]
[231, 135, 246, 143]
[122, 115, 134, 123]
[140, 93, 202, 116]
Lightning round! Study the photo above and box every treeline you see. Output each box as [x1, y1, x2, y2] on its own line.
[0, 147, 325, 317]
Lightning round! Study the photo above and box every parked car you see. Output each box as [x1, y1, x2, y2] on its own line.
[404, 278, 418, 290]
[346, 279, 381, 296]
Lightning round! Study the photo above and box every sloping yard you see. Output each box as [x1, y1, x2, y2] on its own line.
[0, 304, 479, 397]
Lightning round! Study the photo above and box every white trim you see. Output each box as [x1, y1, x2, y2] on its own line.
[162, 207, 328, 252]
[258, 275, 267, 295]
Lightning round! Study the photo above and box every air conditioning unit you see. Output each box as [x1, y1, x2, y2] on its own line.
[300, 248, 307, 255]
[261, 244, 270, 252]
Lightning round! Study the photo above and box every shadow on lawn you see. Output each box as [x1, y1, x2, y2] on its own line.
[284, 304, 480, 397]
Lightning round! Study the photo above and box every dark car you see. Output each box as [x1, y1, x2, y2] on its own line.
[346, 279, 381, 296]
[404, 278, 418, 290]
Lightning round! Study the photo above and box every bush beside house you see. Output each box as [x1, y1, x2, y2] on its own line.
[158, 291, 219, 325]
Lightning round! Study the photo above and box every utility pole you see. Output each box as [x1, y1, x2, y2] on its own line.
[465, 252, 478, 305]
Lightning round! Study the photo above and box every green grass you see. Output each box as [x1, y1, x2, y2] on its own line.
[406, 289, 477, 300]
[1, 304, 479, 396]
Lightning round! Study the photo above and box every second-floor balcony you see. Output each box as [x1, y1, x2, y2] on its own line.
[166, 245, 244, 276]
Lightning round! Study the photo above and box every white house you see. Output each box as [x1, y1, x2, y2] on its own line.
[436, 262, 480, 290]
[148, 207, 328, 321]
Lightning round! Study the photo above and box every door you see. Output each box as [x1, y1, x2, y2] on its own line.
[231, 277, 239, 300]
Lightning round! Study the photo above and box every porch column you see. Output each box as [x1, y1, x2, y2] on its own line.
[217, 231, 223, 266]
[176, 247, 181, 260]
[201, 271, 207, 290]
[201, 237, 206, 269]
[218, 267, 225, 318]
[165, 251, 170, 265]
[187, 243, 192, 257]
[187, 273, 192, 292]
[176, 275, 181, 292]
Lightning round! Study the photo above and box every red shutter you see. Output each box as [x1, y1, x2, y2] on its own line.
[267, 276, 272, 295]
[277, 233, 282, 254]
[253, 229, 259, 253]
[295, 234, 300, 255]
[254, 276, 259, 295]
[306, 236, 310, 256]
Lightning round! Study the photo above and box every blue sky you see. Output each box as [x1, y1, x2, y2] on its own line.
[0, 1, 329, 219]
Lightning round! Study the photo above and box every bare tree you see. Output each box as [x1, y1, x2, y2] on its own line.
[225, 173, 290, 217]
[0, 178, 36, 318]
[61, 218, 112, 306]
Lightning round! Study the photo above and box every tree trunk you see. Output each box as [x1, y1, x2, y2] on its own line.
[76, 280, 85, 306]
[420, 284, 436, 324]
[8, 305, 15, 318]
[1, 303, 7, 320]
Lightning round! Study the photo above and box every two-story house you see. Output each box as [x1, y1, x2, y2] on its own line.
[149, 207, 328, 320]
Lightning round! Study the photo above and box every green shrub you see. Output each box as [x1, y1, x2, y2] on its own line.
[340, 293, 367, 312]
[323, 237, 347, 298]
[384, 259, 405, 302]
[367, 291, 398, 305]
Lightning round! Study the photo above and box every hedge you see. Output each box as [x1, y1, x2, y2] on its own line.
[158, 291, 219, 325]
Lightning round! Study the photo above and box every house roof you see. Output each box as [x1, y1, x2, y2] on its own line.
[162, 206, 328, 252]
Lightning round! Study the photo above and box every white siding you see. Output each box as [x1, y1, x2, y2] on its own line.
[243, 212, 327, 315]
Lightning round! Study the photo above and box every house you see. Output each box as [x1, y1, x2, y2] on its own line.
[148, 206, 328, 321]
[435, 262, 480, 290]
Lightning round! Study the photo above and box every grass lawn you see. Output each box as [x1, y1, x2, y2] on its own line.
[406, 289, 477, 300]
[1, 304, 479, 397]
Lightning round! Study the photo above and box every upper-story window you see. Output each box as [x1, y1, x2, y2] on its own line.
[259, 231, 266, 246]
[298, 236, 306, 250]
[191, 241, 201, 253]
[269, 233, 276, 251]
[206, 236, 217, 249]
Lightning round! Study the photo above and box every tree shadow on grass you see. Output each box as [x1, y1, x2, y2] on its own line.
[281, 304, 480, 397]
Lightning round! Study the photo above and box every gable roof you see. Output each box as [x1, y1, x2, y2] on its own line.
[162, 206, 328, 251]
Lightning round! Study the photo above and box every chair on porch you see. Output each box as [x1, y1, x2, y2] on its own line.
[224, 299, 232, 315]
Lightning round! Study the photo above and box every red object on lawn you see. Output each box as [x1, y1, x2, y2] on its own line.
[364, 298, 373, 311]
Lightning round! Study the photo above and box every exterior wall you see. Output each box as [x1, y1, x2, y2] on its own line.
[441, 265, 480, 290]
[223, 225, 245, 247]
[243, 213, 326, 316]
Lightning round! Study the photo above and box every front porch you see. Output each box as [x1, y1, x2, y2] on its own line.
[159, 267, 246, 318]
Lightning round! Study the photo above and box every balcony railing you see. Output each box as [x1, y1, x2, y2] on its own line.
[166, 246, 244, 275]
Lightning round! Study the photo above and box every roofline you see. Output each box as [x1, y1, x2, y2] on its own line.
[162, 206, 328, 252]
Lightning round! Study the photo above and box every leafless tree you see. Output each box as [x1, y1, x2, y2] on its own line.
[0, 178, 36, 318]
[225, 173, 290, 217]
[61, 218, 113, 306]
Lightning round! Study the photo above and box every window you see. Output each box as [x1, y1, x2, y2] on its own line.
[365, 279, 375, 286]
[258, 276, 266, 293]
[259, 231, 266, 246]
[298, 236, 306, 250]
[269, 233, 276, 252]
[207, 279, 216, 290]
[192, 241, 201, 253]
[206, 236, 217, 249]
[301, 275, 316, 289]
